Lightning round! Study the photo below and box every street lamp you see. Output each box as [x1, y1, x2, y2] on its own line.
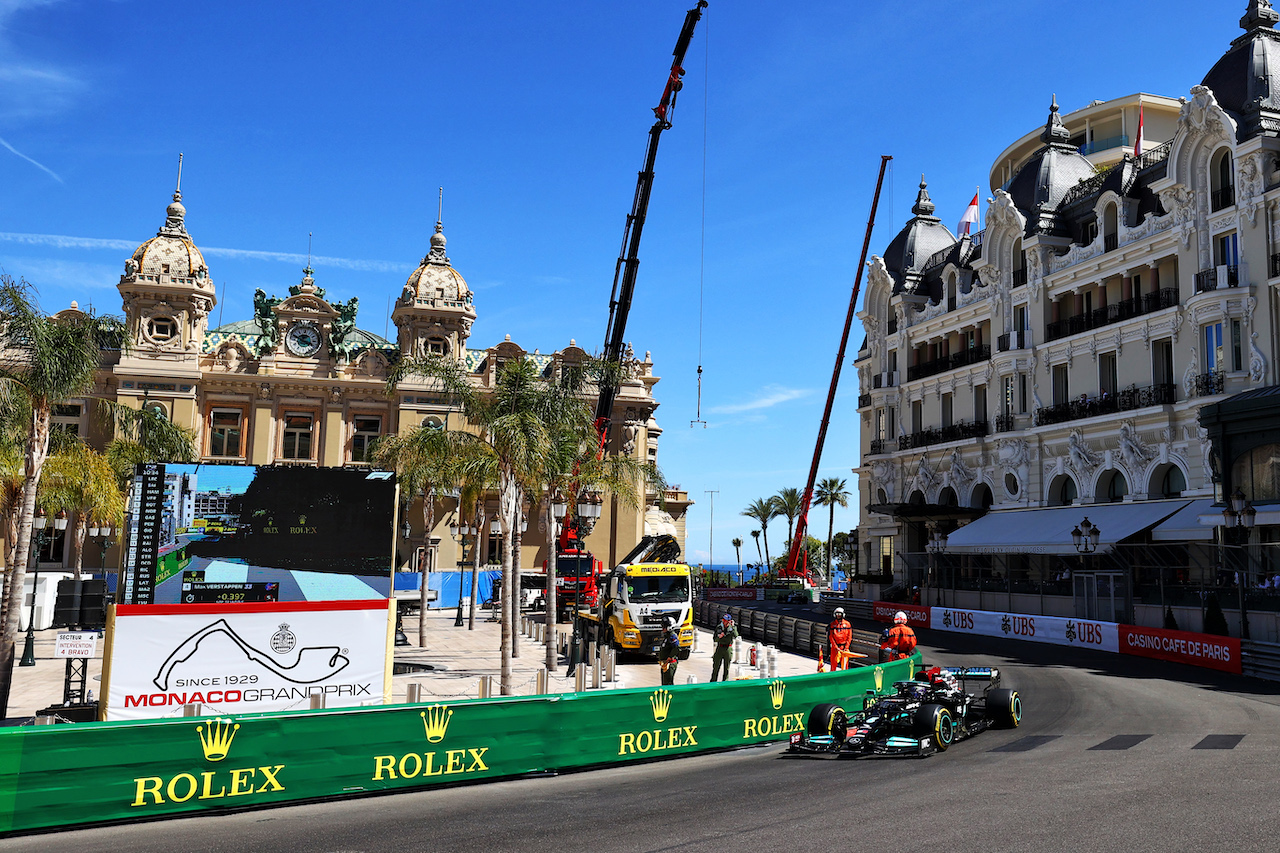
[1222, 488, 1256, 640]
[20, 512, 62, 667]
[1071, 517, 1100, 554]
[548, 492, 568, 623]
[926, 522, 948, 606]
[91, 524, 116, 570]
[450, 518, 476, 627]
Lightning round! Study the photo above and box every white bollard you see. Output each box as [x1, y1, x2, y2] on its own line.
[575, 665, 587, 693]
[768, 646, 779, 678]
[733, 637, 742, 664]
[406, 683, 423, 703]
[479, 675, 494, 698]
[536, 668, 548, 695]
[182, 703, 202, 717]
[310, 693, 326, 710]
[692, 629, 699, 652]
[686, 674, 698, 684]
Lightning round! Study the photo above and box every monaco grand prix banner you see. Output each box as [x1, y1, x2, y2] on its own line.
[930, 606, 1120, 653]
[103, 600, 394, 721]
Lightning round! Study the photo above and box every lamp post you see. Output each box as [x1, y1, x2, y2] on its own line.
[1070, 516, 1101, 620]
[450, 518, 475, 627]
[574, 491, 603, 617]
[20, 512, 64, 667]
[1223, 487, 1257, 640]
[926, 522, 948, 607]
[91, 524, 116, 571]
[547, 491, 568, 624]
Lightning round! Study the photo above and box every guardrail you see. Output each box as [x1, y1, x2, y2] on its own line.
[693, 600, 879, 661]
[1242, 640, 1280, 682]
[0, 660, 908, 834]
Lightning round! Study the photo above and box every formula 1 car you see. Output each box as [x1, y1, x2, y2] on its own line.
[788, 665, 1022, 758]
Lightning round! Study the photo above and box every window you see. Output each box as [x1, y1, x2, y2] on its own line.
[1216, 232, 1239, 267]
[1015, 304, 1028, 337]
[282, 412, 315, 460]
[1204, 323, 1224, 372]
[1153, 339, 1173, 386]
[911, 400, 923, 434]
[1157, 464, 1186, 498]
[351, 416, 382, 463]
[1102, 470, 1128, 502]
[208, 409, 244, 458]
[1231, 319, 1243, 371]
[942, 393, 953, 427]
[1052, 364, 1069, 406]
[973, 384, 987, 423]
[1099, 352, 1118, 397]
[1002, 377, 1014, 416]
[875, 408, 886, 441]
[1082, 219, 1098, 246]
[426, 337, 448, 356]
[1102, 203, 1119, 251]
[879, 536, 894, 579]
[1018, 374, 1028, 414]
[52, 403, 83, 437]
[148, 317, 177, 342]
[1211, 149, 1234, 210]
[887, 407, 896, 438]
[1233, 443, 1280, 502]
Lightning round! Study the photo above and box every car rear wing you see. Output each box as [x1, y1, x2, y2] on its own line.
[942, 666, 1001, 687]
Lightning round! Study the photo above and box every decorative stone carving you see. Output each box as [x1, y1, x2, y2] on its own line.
[908, 455, 938, 498]
[124, 257, 138, 277]
[1182, 344, 1199, 398]
[1240, 152, 1266, 226]
[987, 189, 1025, 232]
[867, 256, 895, 295]
[1250, 332, 1267, 383]
[253, 289, 283, 356]
[258, 382, 272, 400]
[977, 266, 1001, 288]
[1178, 85, 1234, 141]
[329, 297, 359, 360]
[1198, 424, 1214, 482]
[946, 448, 976, 494]
[216, 342, 249, 372]
[1116, 422, 1154, 473]
[622, 408, 641, 455]
[870, 459, 896, 504]
[1067, 430, 1101, 478]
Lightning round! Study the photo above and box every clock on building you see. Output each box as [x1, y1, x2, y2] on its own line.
[285, 321, 322, 357]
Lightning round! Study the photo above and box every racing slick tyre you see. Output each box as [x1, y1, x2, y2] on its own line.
[914, 703, 955, 752]
[806, 703, 848, 743]
[986, 687, 1022, 728]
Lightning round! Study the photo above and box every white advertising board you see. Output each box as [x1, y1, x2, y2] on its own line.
[930, 606, 1119, 653]
[103, 600, 392, 721]
[54, 632, 98, 659]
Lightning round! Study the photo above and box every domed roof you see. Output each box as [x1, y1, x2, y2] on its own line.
[400, 222, 472, 306]
[127, 189, 210, 283]
[1003, 97, 1097, 234]
[1200, 1, 1280, 140]
[880, 176, 957, 289]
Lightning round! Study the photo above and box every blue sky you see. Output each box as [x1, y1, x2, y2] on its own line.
[0, 0, 1239, 565]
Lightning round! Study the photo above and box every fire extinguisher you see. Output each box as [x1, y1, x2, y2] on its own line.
[749, 646, 758, 667]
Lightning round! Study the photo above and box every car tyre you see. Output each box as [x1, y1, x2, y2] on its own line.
[806, 703, 847, 743]
[986, 688, 1022, 728]
[915, 703, 955, 752]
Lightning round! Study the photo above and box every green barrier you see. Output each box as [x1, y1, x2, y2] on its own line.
[0, 657, 917, 834]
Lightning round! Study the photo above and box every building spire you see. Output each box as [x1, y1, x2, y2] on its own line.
[426, 186, 449, 263]
[1040, 94, 1071, 145]
[911, 174, 935, 217]
[1242, 0, 1280, 31]
[436, 186, 444, 234]
[161, 153, 187, 233]
[174, 152, 184, 201]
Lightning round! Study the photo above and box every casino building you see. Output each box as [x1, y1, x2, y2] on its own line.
[44, 184, 690, 588]
[854, 1, 1280, 639]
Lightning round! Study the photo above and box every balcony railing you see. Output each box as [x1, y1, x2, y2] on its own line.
[1192, 370, 1225, 397]
[995, 412, 1016, 433]
[1136, 140, 1173, 170]
[1271, 252, 1280, 279]
[897, 419, 989, 451]
[997, 330, 1033, 352]
[872, 371, 897, 389]
[906, 345, 991, 382]
[1194, 266, 1239, 293]
[1034, 383, 1176, 426]
[858, 393, 872, 409]
[1012, 267, 1028, 287]
[1211, 186, 1235, 211]
[887, 317, 898, 335]
[1078, 134, 1130, 156]
[1044, 287, 1179, 343]
[869, 438, 890, 455]
[1104, 233, 1118, 252]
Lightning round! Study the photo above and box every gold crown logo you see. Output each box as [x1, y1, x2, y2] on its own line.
[768, 679, 786, 710]
[420, 704, 453, 744]
[873, 666, 884, 693]
[649, 689, 672, 722]
[197, 718, 239, 762]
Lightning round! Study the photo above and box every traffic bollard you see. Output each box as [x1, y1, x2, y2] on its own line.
[767, 646, 779, 678]
[733, 637, 742, 663]
[479, 675, 493, 698]
[591, 658, 602, 689]
[686, 674, 698, 684]
[309, 693, 326, 710]
[182, 703, 202, 717]
[536, 668, 548, 695]
[575, 665, 586, 693]
[406, 683, 422, 703]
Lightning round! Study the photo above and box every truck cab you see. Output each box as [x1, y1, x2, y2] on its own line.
[582, 535, 694, 657]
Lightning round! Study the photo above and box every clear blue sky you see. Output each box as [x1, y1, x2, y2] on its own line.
[0, 0, 1239, 565]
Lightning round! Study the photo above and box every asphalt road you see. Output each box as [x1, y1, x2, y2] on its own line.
[6, 628, 1280, 853]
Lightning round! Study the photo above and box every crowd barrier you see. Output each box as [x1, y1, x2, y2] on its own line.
[0, 659, 914, 834]
[692, 600, 880, 659]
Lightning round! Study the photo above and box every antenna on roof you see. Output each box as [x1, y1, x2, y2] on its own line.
[175, 152, 183, 195]
[307, 232, 313, 270]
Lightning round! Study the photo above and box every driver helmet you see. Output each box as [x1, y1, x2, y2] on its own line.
[893, 611, 908, 624]
[833, 607, 845, 618]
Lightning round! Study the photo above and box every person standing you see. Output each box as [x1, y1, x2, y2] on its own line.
[827, 606, 853, 671]
[710, 612, 737, 682]
[879, 610, 917, 662]
[659, 617, 681, 685]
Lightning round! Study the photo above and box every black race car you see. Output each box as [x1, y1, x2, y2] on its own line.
[788, 665, 1022, 758]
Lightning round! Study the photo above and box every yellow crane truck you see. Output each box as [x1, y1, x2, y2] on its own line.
[578, 535, 695, 658]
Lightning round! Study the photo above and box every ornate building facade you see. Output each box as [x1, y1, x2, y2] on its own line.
[54, 184, 690, 580]
[855, 2, 1280, 634]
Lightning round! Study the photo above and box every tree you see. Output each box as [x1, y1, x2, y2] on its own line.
[741, 498, 777, 569]
[773, 487, 803, 549]
[1204, 593, 1229, 637]
[813, 477, 850, 583]
[750, 529, 762, 569]
[731, 537, 743, 586]
[372, 422, 462, 647]
[37, 439, 125, 579]
[0, 275, 128, 717]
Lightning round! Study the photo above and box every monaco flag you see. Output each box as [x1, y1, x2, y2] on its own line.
[1134, 105, 1145, 157]
[958, 191, 979, 236]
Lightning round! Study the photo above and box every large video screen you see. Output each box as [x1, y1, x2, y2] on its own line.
[123, 463, 396, 604]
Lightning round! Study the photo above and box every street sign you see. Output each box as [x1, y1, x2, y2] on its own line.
[54, 632, 98, 659]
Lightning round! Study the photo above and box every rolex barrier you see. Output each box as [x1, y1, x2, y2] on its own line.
[0, 658, 915, 834]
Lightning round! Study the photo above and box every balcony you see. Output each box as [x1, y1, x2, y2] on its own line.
[872, 371, 897, 389]
[1271, 252, 1280, 279]
[995, 413, 1016, 433]
[869, 438, 890, 455]
[1191, 370, 1225, 398]
[1211, 186, 1235, 212]
[1078, 134, 1130, 156]
[1194, 266, 1239, 293]
[887, 317, 898, 335]
[906, 345, 991, 382]
[897, 419, 989, 451]
[858, 393, 872, 409]
[1044, 288, 1179, 343]
[1104, 233, 1118, 252]
[1033, 382, 1177, 426]
[1012, 267, 1028, 287]
[997, 330, 1033, 352]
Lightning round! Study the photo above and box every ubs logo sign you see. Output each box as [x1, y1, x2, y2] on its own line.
[1065, 620, 1106, 646]
[942, 610, 974, 630]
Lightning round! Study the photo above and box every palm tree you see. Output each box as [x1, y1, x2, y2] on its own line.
[731, 537, 743, 586]
[0, 275, 128, 717]
[741, 498, 777, 571]
[749, 529, 761, 569]
[814, 477, 851, 584]
[773, 487, 803, 550]
[372, 422, 462, 647]
[38, 439, 125, 580]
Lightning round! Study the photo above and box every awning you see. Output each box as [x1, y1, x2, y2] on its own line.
[867, 503, 987, 521]
[944, 500, 1191, 555]
[1151, 499, 1216, 541]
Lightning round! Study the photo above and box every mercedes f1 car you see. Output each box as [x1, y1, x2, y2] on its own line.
[788, 665, 1022, 758]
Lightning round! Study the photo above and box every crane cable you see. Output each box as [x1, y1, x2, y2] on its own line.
[692, 11, 709, 428]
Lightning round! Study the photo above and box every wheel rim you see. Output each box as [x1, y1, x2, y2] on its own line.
[937, 712, 954, 746]
[1010, 694, 1022, 725]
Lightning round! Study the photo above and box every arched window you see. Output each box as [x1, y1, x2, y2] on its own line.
[970, 483, 994, 510]
[908, 490, 926, 506]
[946, 273, 957, 310]
[1049, 475, 1078, 506]
[1211, 149, 1235, 211]
[1231, 443, 1280, 502]
[876, 488, 888, 505]
[1102, 203, 1119, 252]
[1012, 239, 1027, 286]
[1150, 463, 1186, 498]
[938, 487, 958, 507]
[1100, 470, 1128, 503]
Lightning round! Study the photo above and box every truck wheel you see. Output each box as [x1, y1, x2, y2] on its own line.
[806, 703, 847, 742]
[986, 688, 1022, 728]
[914, 703, 954, 751]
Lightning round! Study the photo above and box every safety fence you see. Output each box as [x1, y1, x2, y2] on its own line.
[0, 659, 913, 834]
[693, 600, 880, 660]
[1242, 640, 1280, 682]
